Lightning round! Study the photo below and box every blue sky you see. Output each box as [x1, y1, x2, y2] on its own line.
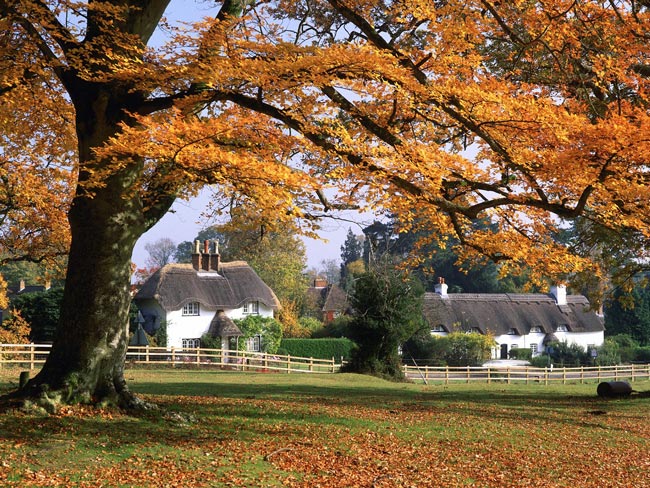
[130, 191, 371, 270]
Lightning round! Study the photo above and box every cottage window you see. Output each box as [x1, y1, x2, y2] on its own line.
[431, 325, 445, 333]
[243, 301, 259, 315]
[530, 344, 538, 355]
[182, 302, 200, 316]
[246, 335, 261, 352]
[508, 328, 518, 335]
[555, 325, 568, 332]
[530, 326, 542, 333]
[182, 338, 201, 349]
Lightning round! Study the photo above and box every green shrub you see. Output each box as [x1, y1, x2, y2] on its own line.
[530, 355, 552, 368]
[608, 334, 639, 363]
[279, 338, 356, 361]
[595, 338, 621, 366]
[508, 347, 532, 361]
[633, 346, 650, 362]
[441, 332, 496, 367]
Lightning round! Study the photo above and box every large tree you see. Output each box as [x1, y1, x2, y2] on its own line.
[2, 1, 649, 408]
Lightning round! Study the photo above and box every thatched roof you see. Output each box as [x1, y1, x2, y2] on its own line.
[423, 292, 604, 335]
[305, 283, 349, 314]
[135, 262, 280, 311]
[208, 310, 242, 337]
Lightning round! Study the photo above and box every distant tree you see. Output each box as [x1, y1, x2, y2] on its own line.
[362, 221, 396, 265]
[604, 283, 650, 346]
[319, 259, 340, 286]
[144, 238, 177, 269]
[174, 227, 225, 263]
[362, 216, 527, 293]
[340, 228, 363, 288]
[342, 260, 424, 381]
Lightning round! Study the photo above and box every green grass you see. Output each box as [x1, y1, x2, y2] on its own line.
[1, 368, 650, 487]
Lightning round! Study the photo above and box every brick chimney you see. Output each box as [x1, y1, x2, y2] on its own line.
[313, 278, 327, 288]
[434, 277, 448, 297]
[192, 239, 220, 273]
[191, 240, 202, 271]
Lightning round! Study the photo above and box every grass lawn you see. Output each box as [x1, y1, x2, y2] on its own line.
[1, 368, 649, 487]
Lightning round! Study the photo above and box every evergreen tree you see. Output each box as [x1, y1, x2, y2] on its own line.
[339, 228, 363, 290]
[343, 259, 424, 381]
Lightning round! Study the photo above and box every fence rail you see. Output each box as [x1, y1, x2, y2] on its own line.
[2, 344, 650, 385]
[0, 344, 341, 374]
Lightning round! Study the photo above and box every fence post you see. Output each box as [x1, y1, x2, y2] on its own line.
[30, 343, 35, 370]
[545, 367, 548, 386]
[631, 363, 635, 382]
[524, 367, 527, 385]
[331, 357, 335, 373]
[615, 365, 619, 381]
[196, 347, 201, 365]
[145, 345, 150, 364]
[425, 365, 430, 382]
[287, 354, 291, 374]
[171, 347, 176, 367]
[580, 366, 584, 384]
[445, 366, 449, 385]
[466, 365, 470, 383]
[309, 357, 314, 372]
[487, 366, 491, 384]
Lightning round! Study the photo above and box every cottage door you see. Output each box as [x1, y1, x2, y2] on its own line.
[500, 344, 508, 360]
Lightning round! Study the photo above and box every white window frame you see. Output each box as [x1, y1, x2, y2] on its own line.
[182, 302, 200, 316]
[431, 325, 445, 333]
[555, 325, 568, 332]
[243, 301, 259, 315]
[530, 344, 538, 355]
[246, 335, 261, 352]
[182, 338, 201, 349]
[530, 326, 542, 333]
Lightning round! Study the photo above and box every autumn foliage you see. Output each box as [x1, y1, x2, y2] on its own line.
[1, 0, 649, 404]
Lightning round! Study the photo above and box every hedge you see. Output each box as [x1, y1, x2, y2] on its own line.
[278, 338, 356, 361]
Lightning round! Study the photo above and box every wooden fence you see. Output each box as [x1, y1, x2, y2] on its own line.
[403, 363, 650, 385]
[2, 343, 650, 385]
[0, 344, 340, 374]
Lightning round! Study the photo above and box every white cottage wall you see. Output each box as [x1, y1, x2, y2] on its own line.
[165, 302, 275, 349]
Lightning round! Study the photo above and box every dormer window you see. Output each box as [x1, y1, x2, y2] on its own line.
[530, 326, 542, 333]
[555, 324, 568, 332]
[243, 301, 259, 315]
[431, 325, 446, 333]
[508, 328, 518, 335]
[182, 302, 200, 316]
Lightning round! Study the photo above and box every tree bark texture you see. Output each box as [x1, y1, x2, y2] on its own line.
[20, 83, 154, 408]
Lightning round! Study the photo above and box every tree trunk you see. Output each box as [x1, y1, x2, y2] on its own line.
[17, 84, 160, 410]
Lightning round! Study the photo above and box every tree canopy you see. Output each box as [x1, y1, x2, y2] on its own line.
[2, 0, 649, 407]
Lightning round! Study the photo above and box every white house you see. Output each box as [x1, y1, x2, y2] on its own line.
[134, 240, 279, 350]
[424, 279, 605, 359]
